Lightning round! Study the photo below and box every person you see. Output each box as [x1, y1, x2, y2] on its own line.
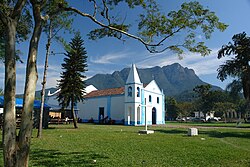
[65, 117, 68, 124]
[100, 114, 103, 123]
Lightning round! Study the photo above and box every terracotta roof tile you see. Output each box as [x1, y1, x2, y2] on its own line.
[84, 87, 125, 98]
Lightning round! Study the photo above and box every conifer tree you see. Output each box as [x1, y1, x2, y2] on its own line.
[57, 32, 88, 128]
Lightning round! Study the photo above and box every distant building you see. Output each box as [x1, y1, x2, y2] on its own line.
[46, 64, 165, 126]
[0, 96, 50, 128]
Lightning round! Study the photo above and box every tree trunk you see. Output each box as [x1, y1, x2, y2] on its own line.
[17, 2, 43, 166]
[3, 19, 18, 167]
[1, 1, 27, 166]
[71, 97, 78, 128]
[37, 20, 52, 138]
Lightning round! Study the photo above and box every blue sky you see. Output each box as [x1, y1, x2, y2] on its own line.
[1, 0, 250, 94]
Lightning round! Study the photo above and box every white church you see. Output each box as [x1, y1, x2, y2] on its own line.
[46, 64, 165, 126]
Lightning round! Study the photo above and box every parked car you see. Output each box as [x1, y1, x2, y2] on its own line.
[176, 117, 185, 122]
[207, 118, 219, 122]
[192, 117, 206, 123]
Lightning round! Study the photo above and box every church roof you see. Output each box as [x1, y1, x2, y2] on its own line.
[84, 87, 125, 98]
[126, 64, 141, 84]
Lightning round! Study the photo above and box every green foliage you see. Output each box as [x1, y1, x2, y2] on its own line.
[218, 32, 250, 80]
[107, 0, 145, 8]
[57, 32, 88, 108]
[176, 102, 193, 118]
[193, 84, 212, 98]
[193, 84, 233, 115]
[43, 0, 74, 40]
[87, 1, 227, 55]
[89, 24, 130, 40]
[217, 32, 250, 100]
[0, 1, 32, 62]
[213, 102, 235, 119]
[166, 97, 179, 120]
[235, 99, 249, 122]
[225, 79, 242, 102]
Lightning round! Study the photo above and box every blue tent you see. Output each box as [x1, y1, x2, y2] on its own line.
[0, 96, 50, 109]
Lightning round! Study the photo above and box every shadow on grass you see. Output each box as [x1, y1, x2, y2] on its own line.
[200, 130, 250, 139]
[155, 129, 187, 135]
[155, 129, 250, 139]
[30, 149, 109, 166]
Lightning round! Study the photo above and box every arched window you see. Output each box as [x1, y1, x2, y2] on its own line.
[128, 86, 132, 97]
[137, 87, 140, 97]
[157, 97, 159, 104]
[149, 95, 152, 102]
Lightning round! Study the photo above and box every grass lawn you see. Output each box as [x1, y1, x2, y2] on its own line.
[0, 124, 249, 166]
[166, 121, 250, 128]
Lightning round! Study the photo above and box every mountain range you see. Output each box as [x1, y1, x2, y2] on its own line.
[29, 63, 221, 100]
[85, 63, 221, 96]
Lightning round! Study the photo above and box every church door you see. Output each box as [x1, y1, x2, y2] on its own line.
[99, 107, 104, 123]
[152, 107, 156, 124]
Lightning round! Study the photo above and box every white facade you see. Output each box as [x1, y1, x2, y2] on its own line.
[78, 92, 125, 123]
[46, 64, 165, 126]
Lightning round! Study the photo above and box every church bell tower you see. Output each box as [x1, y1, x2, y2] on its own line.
[124, 64, 143, 125]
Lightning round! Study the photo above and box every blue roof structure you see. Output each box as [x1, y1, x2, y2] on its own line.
[0, 96, 50, 109]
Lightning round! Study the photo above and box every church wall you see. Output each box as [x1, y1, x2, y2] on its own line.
[143, 89, 165, 125]
[78, 96, 108, 123]
[78, 95, 124, 123]
[110, 95, 124, 123]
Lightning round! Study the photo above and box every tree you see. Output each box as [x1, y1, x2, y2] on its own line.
[193, 84, 212, 116]
[218, 32, 250, 102]
[236, 99, 249, 122]
[57, 33, 88, 128]
[0, 1, 28, 166]
[1, 0, 227, 166]
[59, 1, 227, 56]
[0, 2, 32, 63]
[225, 79, 242, 103]
[166, 97, 178, 120]
[213, 102, 235, 123]
[37, 1, 73, 138]
[193, 84, 231, 117]
[176, 102, 193, 122]
[1, 0, 66, 166]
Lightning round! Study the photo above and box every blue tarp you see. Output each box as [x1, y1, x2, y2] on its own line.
[0, 96, 50, 109]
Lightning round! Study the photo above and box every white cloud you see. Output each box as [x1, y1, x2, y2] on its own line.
[136, 48, 229, 76]
[90, 50, 135, 64]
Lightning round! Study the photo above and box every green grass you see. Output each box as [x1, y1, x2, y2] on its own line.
[0, 124, 250, 166]
[167, 121, 250, 128]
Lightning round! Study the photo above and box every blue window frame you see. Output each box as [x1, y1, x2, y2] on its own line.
[128, 86, 132, 97]
[137, 87, 140, 97]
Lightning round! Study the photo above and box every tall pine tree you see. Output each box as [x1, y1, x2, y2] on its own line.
[57, 32, 87, 128]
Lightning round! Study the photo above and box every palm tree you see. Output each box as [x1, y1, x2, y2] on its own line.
[225, 79, 242, 101]
[217, 32, 250, 102]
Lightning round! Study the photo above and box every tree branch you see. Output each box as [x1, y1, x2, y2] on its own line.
[89, 0, 97, 18]
[59, 5, 161, 48]
[102, 0, 111, 25]
[12, 0, 28, 20]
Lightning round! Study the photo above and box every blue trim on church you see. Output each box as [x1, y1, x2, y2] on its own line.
[107, 96, 111, 118]
[162, 95, 165, 123]
[141, 89, 145, 125]
[125, 121, 136, 125]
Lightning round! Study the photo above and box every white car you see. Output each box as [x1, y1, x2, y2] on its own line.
[176, 117, 185, 122]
